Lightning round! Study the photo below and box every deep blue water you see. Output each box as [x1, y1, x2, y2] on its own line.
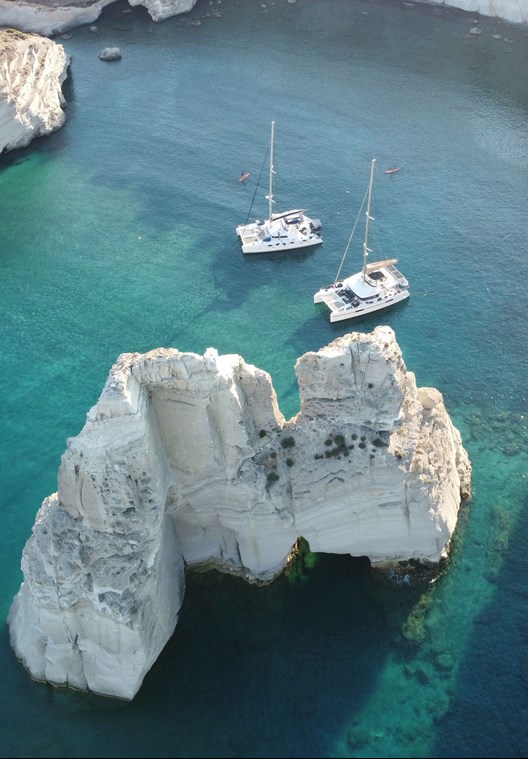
[1, 0, 528, 756]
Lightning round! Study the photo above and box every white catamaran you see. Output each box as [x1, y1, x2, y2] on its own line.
[236, 121, 322, 254]
[314, 158, 409, 322]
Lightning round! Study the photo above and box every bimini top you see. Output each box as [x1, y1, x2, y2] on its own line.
[343, 265, 400, 299]
[364, 258, 399, 275]
[271, 209, 306, 222]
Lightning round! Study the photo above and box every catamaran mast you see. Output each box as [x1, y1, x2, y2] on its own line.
[267, 120, 275, 220]
[362, 158, 376, 280]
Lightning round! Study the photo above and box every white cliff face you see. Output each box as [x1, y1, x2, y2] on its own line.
[425, 0, 528, 24]
[0, 28, 70, 154]
[8, 327, 472, 700]
[0, 0, 124, 36]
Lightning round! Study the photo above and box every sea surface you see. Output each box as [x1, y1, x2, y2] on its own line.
[1, 0, 527, 756]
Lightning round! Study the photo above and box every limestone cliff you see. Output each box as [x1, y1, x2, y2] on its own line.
[8, 327, 471, 700]
[0, 0, 197, 35]
[0, 27, 69, 154]
[431, 0, 528, 25]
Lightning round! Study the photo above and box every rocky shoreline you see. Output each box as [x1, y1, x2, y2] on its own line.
[0, 0, 526, 157]
[0, 0, 526, 40]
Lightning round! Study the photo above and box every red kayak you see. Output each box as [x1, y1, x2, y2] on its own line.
[239, 171, 251, 182]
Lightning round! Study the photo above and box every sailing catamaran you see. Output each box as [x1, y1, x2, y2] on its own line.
[235, 121, 322, 254]
[314, 158, 409, 322]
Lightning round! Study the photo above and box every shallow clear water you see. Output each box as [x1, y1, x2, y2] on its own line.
[1, 0, 528, 756]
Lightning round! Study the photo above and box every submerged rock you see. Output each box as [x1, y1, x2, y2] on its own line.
[98, 46, 121, 60]
[8, 327, 471, 700]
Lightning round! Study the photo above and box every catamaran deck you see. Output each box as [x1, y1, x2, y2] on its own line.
[236, 213, 322, 254]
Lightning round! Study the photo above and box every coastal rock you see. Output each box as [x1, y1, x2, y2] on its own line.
[129, 0, 197, 23]
[8, 327, 472, 700]
[0, 0, 117, 36]
[98, 46, 121, 60]
[490, 0, 526, 23]
[424, 0, 528, 24]
[0, 28, 70, 155]
[0, 0, 199, 35]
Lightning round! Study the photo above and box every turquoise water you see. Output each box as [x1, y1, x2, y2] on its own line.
[1, 0, 528, 755]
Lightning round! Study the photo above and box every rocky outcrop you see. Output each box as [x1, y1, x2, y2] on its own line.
[98, 46, 121, 60]
[0, 0, 198, 36]
[8, 327, 471, 700]
[129, 0, 196, 23]
[0, 28, 69, 154]
[0, 0, 121, 37]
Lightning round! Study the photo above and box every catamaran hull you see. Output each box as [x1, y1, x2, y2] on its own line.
[315, 287, 410, 323]
[238, 234, 323, 254]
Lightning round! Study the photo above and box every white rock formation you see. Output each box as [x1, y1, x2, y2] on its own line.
[8, 327, 471, 700]
[424, 0, 528, 25]
[0, 0, 198, 35]
[0, 28, 70, 154]
[128, 0, 197, 23]
[0, 0, 119, 36]
[0, 0, 526, 36]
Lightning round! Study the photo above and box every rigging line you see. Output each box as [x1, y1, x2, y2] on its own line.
[334, 186, 370, 283]
[245, 147, 270, 225]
